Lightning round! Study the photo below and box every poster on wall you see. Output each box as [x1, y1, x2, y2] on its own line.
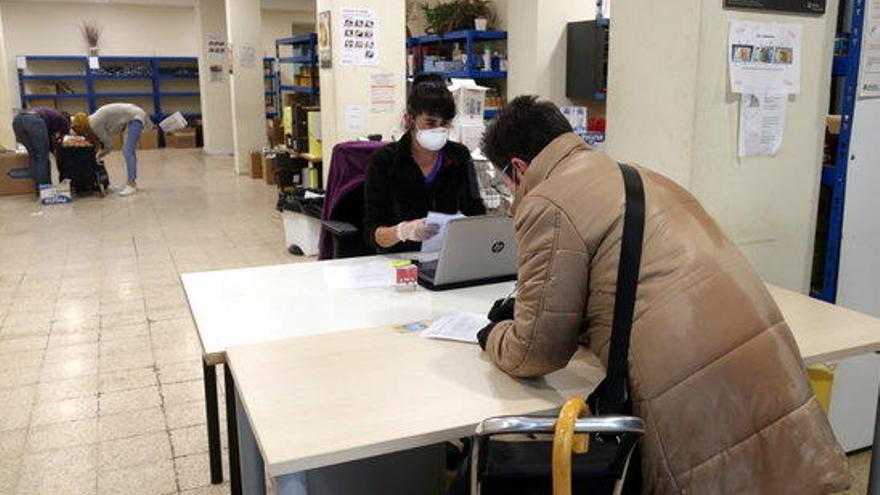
[370, 73, 397, 113]
[728, 20, 802, 94]
[339, 8, 379, 66]
[345, 105, 365, 133]
[738, 92, 788, 157]
[724, 0, 825, 14]
[318, 10, 333, 69]
[859, 0, 880, 97]
[240, 44, 257, 69]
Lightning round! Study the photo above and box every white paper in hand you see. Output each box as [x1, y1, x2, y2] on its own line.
[420, 313, 490, 344]
[420, 211, 465, 253]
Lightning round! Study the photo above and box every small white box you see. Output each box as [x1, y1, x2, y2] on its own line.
[448, 79, 488, 125]
[39, 184, 56, 205]
[281, 211, 321, 256]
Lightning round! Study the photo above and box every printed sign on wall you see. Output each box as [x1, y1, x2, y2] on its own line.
[724, 0, 825, 14]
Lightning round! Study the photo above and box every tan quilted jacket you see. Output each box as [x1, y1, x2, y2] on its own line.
[485, 133, 849, 494]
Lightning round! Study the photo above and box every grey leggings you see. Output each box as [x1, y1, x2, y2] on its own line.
[12, 113, 51, 187]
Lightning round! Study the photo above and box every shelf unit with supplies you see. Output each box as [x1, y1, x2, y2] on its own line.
[275, 34, 320, 109]
[406, 30, 508, 119]
[264, 57, 279, 118]
[17, 55, 201, 121]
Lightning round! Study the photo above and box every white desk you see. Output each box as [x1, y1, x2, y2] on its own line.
[223, 284, 880, 495]
[181, 255, 512, 492]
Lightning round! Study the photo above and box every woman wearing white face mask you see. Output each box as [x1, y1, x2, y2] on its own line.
[364, 74, 486, 252]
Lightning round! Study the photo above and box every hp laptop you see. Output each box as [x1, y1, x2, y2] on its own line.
[418, 215, 518, 291]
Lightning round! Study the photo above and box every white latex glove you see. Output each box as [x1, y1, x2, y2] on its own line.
[396, 218, 440, 242]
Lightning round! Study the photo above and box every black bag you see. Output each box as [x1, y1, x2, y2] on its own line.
[58, 146, 110, 195]
[452, 162, 646, 495]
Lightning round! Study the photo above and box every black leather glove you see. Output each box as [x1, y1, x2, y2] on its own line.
[488, 297, 515, 322]
[477, 322, 497, 350]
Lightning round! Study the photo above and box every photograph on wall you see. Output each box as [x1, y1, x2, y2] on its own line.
[339, 8, 379, 66]
[728, 20, 802, 94]
[318, 10, 332, 69]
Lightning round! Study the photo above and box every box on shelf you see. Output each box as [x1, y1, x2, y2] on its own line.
[137, 129, 160, 150]
[827, 115, 842, 135]
[282, 106, 294, 136]
[267, 119, 284, 147]
[263, 155, 277, 185]
[250, 151, 264, 179]
[32, 84, 57, 95]
[0, 151, 33, 196]
[449, 79, 488, 125]
[453, 122, 486, 153]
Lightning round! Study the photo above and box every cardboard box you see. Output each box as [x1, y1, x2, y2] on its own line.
[138, 129, 160, 150]
[0, 152, 34, 196]
[827, 115, 842, 135]
[263, 155, 277, 185]
[32, 84, 57, 95]
[167, 129, 198, 149]
[250, 151, 264, 179]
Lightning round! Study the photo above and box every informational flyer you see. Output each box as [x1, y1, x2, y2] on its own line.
[239, 44, 256, 69]
[206, 34, 226, 62]
[729, 20, 802, 94]
[345, 104, 365, 134]
[738, 92, 788, 157]
[370, 73, 397, 113]
[860, 0, 880, 97]
[340, 8, 378, 66]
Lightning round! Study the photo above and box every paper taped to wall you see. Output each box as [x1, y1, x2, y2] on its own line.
[738, 92, 787, 157]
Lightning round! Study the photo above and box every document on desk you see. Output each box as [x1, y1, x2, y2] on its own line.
[323, 260, 394, 289]
[420, 313, 490, 344]
[420, 212, 465, 253]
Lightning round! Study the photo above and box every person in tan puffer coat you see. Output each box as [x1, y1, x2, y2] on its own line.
[477, 96, 849, 494]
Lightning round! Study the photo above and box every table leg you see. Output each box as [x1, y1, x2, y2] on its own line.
[868, 378, 880, 495]
[236, 386, 268, 495]
[225, 364, 242, 495]
[202, 360, 223, 484]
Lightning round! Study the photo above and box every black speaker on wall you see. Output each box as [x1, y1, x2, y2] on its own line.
[566, 20, 609, 100]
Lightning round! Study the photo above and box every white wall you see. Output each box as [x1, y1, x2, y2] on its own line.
[0, 1, 315, 109]
[607, 0, 838, 291]
[317, 0, 406, 179]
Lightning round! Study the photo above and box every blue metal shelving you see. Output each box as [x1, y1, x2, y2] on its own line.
[275, 33, 319, 107]
[813, 1, 865, 303]
[17, 55, 200, 119]
[408, 30, 508, 119]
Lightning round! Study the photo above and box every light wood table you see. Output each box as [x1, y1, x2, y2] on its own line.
[224, 284, 880, 495]
[181, 255, 514, 493]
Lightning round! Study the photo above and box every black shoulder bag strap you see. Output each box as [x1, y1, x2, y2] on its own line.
[587, 163, 646, 416]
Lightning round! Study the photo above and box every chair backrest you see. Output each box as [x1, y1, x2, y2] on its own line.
[469, 415, 645, 495]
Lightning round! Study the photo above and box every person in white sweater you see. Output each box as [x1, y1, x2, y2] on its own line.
[72, 103, 152, 196]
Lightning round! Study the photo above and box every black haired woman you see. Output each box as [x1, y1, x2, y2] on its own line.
[364, 74, 486, 252]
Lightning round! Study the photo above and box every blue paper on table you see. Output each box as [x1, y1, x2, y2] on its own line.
[420, 211, 465, 253]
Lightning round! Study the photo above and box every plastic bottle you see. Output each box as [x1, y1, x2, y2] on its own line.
[482, 45, 492, 72]
[452, 43, 462, 62]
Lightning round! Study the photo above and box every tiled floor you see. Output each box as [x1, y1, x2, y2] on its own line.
[0, 149, 872, 494]
[0, 149, 304, 495]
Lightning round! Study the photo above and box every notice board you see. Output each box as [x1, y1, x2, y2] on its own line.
[724, 0, 825, 14]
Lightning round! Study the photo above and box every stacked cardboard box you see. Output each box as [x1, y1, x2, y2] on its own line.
[0, 151, 34, 196]
[250, 151, 264, 179]
[166, 128, 198, 149]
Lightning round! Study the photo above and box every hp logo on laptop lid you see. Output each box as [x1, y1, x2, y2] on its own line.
[491, 240, 506, 254]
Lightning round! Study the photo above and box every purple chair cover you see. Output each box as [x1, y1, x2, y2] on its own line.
[319, 141, 386, 259]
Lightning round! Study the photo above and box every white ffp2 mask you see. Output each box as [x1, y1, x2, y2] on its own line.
[415, 127, 449, 151]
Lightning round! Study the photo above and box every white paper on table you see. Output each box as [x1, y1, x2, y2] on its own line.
[728, 20, 802, 95]
[738, 92, 787, 158]
[420, 211, 465, 253]
[323, 260, 394, 289]
[420, 313, 491, 344]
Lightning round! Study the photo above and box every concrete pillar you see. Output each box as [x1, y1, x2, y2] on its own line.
[316, 0, 407, 181]
[605, 0, 839, 291]
[196, 0, 233, 155]
[0, 5, 16, 149]
[502, 0, 594, 105]
[226, 0, 266, 174]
